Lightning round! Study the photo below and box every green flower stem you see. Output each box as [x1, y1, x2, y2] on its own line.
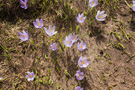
[124, 0, 131, 8]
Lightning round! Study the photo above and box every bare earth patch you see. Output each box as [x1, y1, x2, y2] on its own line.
[0, 0, 135, 90]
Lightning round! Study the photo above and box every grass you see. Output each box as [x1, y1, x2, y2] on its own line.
[1, 0, 135, 90]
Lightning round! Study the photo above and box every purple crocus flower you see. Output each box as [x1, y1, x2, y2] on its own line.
[70, 32, 78, 44]
[75, 86, 83, 90]
[75, 70, 84, 80]
[33, 19, 43, 28]
[78, 56, 90, 68]
[44, 25, 57, 36]
[0, 77, 2, 80]
[95, 10, 107, 21]
[77, 40, 86, 51]
[76, 13, 86, 23]
[20, 0, 28, 9]
[18, 30, 29, 41]
[89, 0, 98, 8]
[50, 43, 57, 51]
[25, 71, 35, 81]
[63, 34, 73, 47]
[132, 1, 135, 11]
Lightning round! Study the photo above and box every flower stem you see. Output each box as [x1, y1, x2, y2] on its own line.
[124, 0, 131, 8]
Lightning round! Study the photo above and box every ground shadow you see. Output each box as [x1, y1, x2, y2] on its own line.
[50, 51, 62, 77]
[96, 34, 106, 45]
[55, 1, 76, 33]
[129, 11, 135, 32]
[0, 44, 4, 61]
[67, 56, 79, 77]
[81, 79, 92, 90]
[88, 25, 102, 37]
[0, 0, 53, 22]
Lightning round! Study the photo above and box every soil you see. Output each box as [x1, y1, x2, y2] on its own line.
[0, 0, 135, 90]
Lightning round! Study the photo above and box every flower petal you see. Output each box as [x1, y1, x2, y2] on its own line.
[33, 22, 39, 28]
[100, 11, 105, 15]
[25, 0, 28, 2]
[52, 26, 56, 32]
[97, 10, 100, 15]
[80, 13, 84, 17]
[20, 0, 25, 4]
[101, 14, 107, 18]
[40, 19, 43, 27]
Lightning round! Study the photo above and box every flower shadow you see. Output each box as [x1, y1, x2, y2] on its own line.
[129, 12, 135, 32]
[50, 51, 62, 76]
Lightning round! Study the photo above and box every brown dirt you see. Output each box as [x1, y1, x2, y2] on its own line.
[0, 0, 135, 90]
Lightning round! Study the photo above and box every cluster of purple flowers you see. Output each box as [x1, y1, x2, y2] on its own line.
[18, 18, 58, 51]
[63, 32, 86, 51]
[76, 0, 107, 24]
[74, 56, 90, 89]
[18, 0, 109, 89]
[63, 32, 87, 52]
[16, 0, 135, 89]
[18, 17, 58, 81]
[74, 0, 103, 89]
[62, 27, 90, 89]
[89, 0, 107, 22]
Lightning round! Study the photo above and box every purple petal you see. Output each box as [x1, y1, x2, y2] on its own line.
[97, 10, 100, 15]
[49, 25, 52, 29]
[101, 14, 107, 18]
[22, 30, 26, 34]
[50, 43, 57, 51]
[26, 31, 29, 40]
[133, 1, 135, 4]
[52, 26, 56, 32]
[18, 31, 23, 36]
[52, 31, 57, 35]
[81, 40, 83, 44]
[100, 11, 105, 15]
[36, 19, 39, 22]
[76, 70, 80, 73]
[75, 86, 83, 90]
[40, 19, 43, 27]
[44, 27, 47, 31]
[132, 6, 135, 11]
[33, 22, 39, 28]
[73, 32, 75, 35]
[25, 75, 29, 78]
[27, 71, 30, 74]
[84, 42, 86, 46]
[78, 13, 81, 17]
[20, 0, 25, 4]
[44, 27, 51, 36]
[80, 13, 84, 17]
[76, 17, 79, 22]
[25, 0, 28, 2]
[0, 77, 3, 80]
[24, 5, 28, 9]
[83, 16, 86, 21]
[83, 57, 87, 61]
[80, 72, 84, 76]
[27, 78, 31, 81]
[21, 5, 25, 9]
